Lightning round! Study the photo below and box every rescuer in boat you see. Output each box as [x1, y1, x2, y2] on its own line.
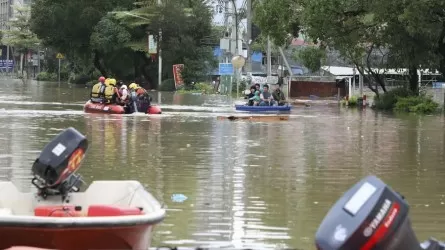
[90, 76, 107, 103]
[104, 78, 120, 104]
[129, 83, 151, 101]
[128, 83, 153, 113]
[119, 84, 129, 104]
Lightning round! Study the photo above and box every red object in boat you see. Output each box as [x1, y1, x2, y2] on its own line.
[84, 100, 125, 114]
[147, 105, 162, 114]
[87, 205, 143, 217]
[34, 205, 82, 217]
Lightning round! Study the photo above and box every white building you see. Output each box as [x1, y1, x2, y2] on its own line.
[0, 0, 32, 71]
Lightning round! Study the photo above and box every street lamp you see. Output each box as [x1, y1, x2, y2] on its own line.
[119, 11, 162, 90]
[232, 55, 245, 98]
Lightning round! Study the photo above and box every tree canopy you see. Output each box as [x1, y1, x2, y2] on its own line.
[2, 5, 40, 52]
[29, 0, 217, 88]
[253, 0, 300, 47]
[253, 0, 445, 96]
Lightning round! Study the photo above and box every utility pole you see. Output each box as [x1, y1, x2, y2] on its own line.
[232, 0, 238, 56]
[245, 0, 252, 72]
[224, 0, 230, 64]
[230, 0, 237, 95]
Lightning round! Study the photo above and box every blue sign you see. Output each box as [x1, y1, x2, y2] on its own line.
[219, 63, 233, 75]
[0, 60, 13, 69]
[213, 47, 222, 57]
[251, 52, 263, 63]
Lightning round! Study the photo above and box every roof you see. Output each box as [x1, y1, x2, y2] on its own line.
[321, 66, 442, 76]
[321, 66, 356, 75]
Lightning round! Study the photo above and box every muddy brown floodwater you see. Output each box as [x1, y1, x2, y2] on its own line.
[0, 80, 445, 249]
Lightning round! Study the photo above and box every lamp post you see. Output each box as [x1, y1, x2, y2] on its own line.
[232, 55, 245, 98]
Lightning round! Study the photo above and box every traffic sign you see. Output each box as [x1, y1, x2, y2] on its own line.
[56, 53, 64, 59]
[219, 63, 233, 75]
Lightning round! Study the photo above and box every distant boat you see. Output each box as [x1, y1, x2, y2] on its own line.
[235, 104, 292, 113]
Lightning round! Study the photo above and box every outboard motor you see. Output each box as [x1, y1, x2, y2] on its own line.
[315, 175, 445, 250]
[31, 127, 88, 201]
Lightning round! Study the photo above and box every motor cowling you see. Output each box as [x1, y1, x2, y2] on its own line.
[315, 175, 422, 250]
[31, 127, 88, 189]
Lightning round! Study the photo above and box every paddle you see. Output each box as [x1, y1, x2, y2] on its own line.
[31, 127, 88, 200]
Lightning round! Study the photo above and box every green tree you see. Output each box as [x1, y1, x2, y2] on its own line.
[253, 0, 300, 47]
[301, 0, 391, 96]
[2, 5, 40, 77]
[30, 0, 135, 78]
[254, 0, 443, 96]
[395, 0, 445, 88]
[292, 46, 326, 73]
[113, 0, 217, 87]
[90, 14, 134, 79]
[30, 0, 216, 87]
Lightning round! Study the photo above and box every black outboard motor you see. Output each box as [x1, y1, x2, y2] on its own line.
[31, 127, 88, 201]
[315, 175, 445, 250]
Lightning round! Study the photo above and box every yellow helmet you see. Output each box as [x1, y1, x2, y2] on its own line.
[129, 83, 137, 89]
[104, 78, 110, 85]
[108, 78, 117, 86]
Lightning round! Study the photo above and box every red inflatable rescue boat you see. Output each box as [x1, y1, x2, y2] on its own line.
[83, 100, 161, 115]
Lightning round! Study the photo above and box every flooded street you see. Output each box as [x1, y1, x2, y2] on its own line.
[1, 80, 445, 249]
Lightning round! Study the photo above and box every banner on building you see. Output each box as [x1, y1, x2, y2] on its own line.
[173, 64, 185, 89]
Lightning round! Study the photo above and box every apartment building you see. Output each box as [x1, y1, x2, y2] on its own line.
[0, 0, 31, 69]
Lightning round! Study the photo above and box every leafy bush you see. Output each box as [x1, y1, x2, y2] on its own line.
[348, 96, 358, 106]
[231, 79, 247, 94]
[340, 95, 358, 106]
[36, 71, 57, 81]
[177, 82, 214, 94]
[394, 96, 439, 114]
[374, 88, 412, 110]
[193, 82, 214, 93]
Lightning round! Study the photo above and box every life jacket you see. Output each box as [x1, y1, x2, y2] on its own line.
[104, 85, 116, 103]
[91, 83, 105, 98]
